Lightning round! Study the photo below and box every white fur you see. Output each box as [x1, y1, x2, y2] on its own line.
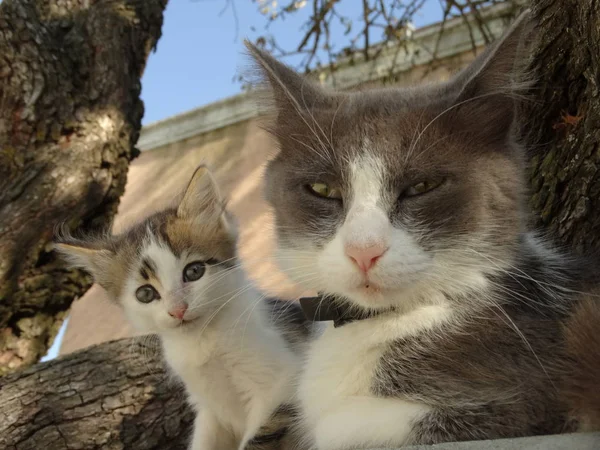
[121, 237, 300, 450]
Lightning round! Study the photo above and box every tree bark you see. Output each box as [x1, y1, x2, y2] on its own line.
[526, 0, 600, 253]
[0, 0, 167, 375]
[0, 337, 194, 450]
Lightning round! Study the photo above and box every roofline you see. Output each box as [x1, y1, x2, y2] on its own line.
[138, 1, 522, 151]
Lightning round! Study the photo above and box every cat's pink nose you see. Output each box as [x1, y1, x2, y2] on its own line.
[345, 245, 387, 273]
[169, 304, 188, 320]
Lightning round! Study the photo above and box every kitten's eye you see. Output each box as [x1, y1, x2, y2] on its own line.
[404, 179, 444, 197]
[183, 261, 205, 282]
[136, 285, 160, 304]
[307, 182, 342, 200]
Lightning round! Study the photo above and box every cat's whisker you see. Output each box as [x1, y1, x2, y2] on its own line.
[481, 295, 556, 390]
[290, 135, 331, 165]
[329, 95, 348, 150]
[409, 88, 526, 156]
[405, 106, 428, 163]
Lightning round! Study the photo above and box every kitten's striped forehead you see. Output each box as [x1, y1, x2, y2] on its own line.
[136, 236, 180, 292]
[107, 209, 237, 299]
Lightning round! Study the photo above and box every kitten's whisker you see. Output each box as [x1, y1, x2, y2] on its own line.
[241, 293, 269, 349]
[196, 286, 252, 335]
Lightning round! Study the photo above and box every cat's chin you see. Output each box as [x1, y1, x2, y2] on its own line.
[344, 284, 399, 309]
[159, 316, 201, 331]
[342, 278, 425, 310]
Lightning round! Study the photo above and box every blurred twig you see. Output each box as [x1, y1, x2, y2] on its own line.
[247, 0, 520, 81]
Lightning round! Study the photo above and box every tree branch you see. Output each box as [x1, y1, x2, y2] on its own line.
[0, 337, 194, 450]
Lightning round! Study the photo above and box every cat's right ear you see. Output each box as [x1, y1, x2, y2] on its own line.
[244, 40, 332, 114]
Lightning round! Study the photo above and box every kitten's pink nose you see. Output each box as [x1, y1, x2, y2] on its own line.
[169, 304, 188, 320]
[345, 245, 387, 273]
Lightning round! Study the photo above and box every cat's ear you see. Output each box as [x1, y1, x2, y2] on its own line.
[53, 238, 114, 284]
[244, 40, 332, 114]
[178, 165, 230, 230]
[449, 9, 534, 144]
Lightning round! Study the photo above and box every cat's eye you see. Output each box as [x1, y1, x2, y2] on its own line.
[183, 261, 205, 282]
[307, 182, 342, 200]
[136, 285, 160, 304]
[404, 179, 444, 197]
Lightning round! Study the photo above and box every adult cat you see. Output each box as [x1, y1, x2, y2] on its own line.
[246, 10, 600, 449]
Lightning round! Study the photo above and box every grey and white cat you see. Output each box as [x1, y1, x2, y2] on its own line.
[247, 9, 600, 449]
[55, 166, 307, 450]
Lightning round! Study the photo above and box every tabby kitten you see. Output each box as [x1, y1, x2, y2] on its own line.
[55, 166, 307, 450]
[247, 9, 600, 449]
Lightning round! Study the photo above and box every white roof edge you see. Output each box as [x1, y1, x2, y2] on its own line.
[139, 93, 257, 151]
[138, 2, 521, 151]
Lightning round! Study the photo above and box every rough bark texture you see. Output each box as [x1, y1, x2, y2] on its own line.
[0, 337, 194, 449]
[527, 0, 600, 253]
[0, 0, 167, 375]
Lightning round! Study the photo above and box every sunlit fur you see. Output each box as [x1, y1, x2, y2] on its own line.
[248, 9, 600, 449]
[55, 167, 305, 450]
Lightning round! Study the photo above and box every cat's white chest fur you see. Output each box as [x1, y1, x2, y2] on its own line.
[299, 304, 453, 450]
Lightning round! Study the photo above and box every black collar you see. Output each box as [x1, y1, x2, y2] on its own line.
[299, 294, 383, 328]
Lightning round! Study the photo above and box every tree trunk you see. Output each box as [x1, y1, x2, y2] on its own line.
[526, 0, 600, 253]
[0, 338, 194, 449]
[0, 0, 167, 375]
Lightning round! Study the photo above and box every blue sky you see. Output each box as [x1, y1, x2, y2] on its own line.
[42, 317, 69, 361]
[140, 0, 442, 125]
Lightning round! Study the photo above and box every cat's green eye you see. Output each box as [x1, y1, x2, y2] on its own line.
[136, 285, 160, 304]
[183, 261, 205, 282]
[405, 179, 444, 197]
[307, 182, 342, 200]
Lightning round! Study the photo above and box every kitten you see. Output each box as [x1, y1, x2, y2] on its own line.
[55, 166, 307, 450]
[246, 9, 600, 449]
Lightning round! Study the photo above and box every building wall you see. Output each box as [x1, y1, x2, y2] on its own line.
[59, 21, 494, 355]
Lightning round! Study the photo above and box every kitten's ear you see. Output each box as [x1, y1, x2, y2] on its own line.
[244, 40, 332, 113]
[53, 238, 114, 284]
[449, 9, 534, 144]
[178, 165, 230, 229]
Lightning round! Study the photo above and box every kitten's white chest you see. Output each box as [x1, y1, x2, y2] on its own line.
[162, 331, 246, 425]
[163, 333, 215, 376]
[299, 306, 452, 449]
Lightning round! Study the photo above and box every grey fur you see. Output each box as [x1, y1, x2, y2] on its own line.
[247, 8, 600, 446]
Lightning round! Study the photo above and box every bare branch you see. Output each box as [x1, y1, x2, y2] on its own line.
[246, 0, 521, 84]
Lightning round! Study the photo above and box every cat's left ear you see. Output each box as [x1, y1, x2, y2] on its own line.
[449, 9, 534, 144]
[178, 165, 230, 230]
